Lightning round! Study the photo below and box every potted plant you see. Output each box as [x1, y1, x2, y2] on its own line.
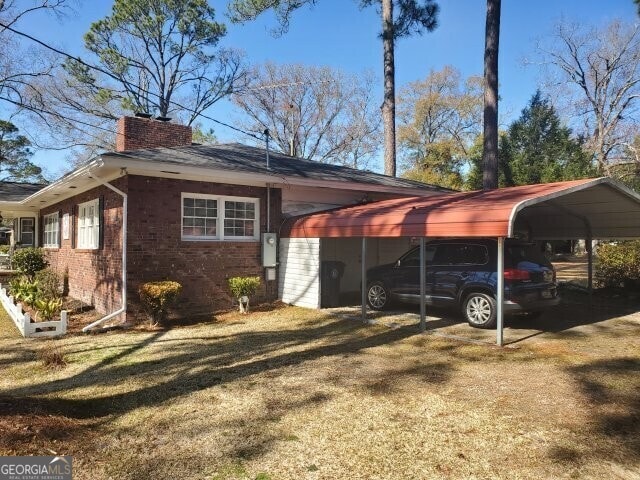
[227, 276, 261, 313]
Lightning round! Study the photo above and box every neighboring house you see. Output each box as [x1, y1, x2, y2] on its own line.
[0, 182, 47, 247]
[0, 115, 445, 323]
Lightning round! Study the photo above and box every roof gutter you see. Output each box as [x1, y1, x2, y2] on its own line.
[18, 159, 103, 206]
[82, 162, 128, 332]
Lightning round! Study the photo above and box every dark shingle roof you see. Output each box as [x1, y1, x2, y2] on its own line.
[0, 181, 47, 201]
[103, 143, 451, 192]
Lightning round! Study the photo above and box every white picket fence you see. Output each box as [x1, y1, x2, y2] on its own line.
[0, 284, 67, 337]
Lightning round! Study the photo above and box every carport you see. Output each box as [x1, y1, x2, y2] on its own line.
[280, 177, 640, 346]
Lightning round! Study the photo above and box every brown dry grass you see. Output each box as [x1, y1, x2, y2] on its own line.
[0, 300, 638, 480]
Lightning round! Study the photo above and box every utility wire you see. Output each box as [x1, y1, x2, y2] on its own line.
[0, 21, 265, 143]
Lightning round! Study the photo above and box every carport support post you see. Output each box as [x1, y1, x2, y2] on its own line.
[586, 235, 594, 310]
[361, 237, 367, 322]
[419, 237, 426, 332]
[496, 237, 505, 347]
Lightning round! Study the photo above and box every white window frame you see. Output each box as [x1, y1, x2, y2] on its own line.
[77, 198, 100, 249]
[43, 212, 60, 248]
[181, 192, 260, 241]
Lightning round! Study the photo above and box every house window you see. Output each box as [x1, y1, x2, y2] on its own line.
[181, 193, 259, 241]
[43, 212, 60, 248]
[224, 200, 256, 238]
[78, 199, 100, 249]
[182, 196, 218, 239]
[19, 218, 34, 246]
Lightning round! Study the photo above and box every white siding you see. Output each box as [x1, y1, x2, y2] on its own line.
[281, 185, 414, 217]
[279, 238, 321, 309]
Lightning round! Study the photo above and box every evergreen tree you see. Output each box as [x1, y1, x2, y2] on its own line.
[466, 91, 594, 189]
[482, 0, 501, 189]
[0, 120, 44, 182]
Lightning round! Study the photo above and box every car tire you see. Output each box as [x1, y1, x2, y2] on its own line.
[367, 281, 389, 310]
[463, 292, 497, 329]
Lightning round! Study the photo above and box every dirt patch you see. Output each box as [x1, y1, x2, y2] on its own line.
[0, 397, 100, 456]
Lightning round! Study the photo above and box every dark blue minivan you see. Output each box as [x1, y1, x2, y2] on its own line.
[366, 238, 560, 328]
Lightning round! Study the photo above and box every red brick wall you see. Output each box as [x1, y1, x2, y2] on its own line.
[40, 178, 127, 314]
[126, 175, 281, 320]
[116, 116, 192, 152]
[39, 174, 281, 322]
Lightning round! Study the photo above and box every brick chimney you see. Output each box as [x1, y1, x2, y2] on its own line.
[115, 116, 193, 152]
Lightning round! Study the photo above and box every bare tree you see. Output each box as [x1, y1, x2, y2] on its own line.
[12, 0, 248, 160]
[537, 19, 640, 174]
[0, 0, 67, 116]
[233, 63, 381, 169]
[228, 0, 438, 176]
[482, 0, 501, 190]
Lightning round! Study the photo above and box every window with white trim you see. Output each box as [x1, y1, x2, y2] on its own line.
[43, 212, 60, 248]
[224, 200, 256, 238]
[78, 199, 100, 249]
[181, 193, 259, 241]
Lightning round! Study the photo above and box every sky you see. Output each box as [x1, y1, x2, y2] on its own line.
[13, 0, 639, 176]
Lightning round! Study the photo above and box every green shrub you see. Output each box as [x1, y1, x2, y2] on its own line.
[10, 276, 39, 307]
[0, 245, 9, 254]
[34, 298, 63, 321]
[35, 268, 62, 300]
[138, 281, 182, 326]
[595, 240, 640, 288]
[12, 247, 47, 279]
[228, 276, 261, 313]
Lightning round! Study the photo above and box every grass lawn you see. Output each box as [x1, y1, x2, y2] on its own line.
[0, 298, 638, 479]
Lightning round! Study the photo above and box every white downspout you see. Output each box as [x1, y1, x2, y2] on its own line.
[82, 168, 128, 332]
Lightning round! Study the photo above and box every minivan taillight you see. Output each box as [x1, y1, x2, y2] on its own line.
[503, 268, 530, 280]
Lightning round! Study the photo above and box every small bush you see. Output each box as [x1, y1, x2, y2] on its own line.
[228, 276, 261, 313]
[0, 245, 9, 254]
[596, 240, 640, 289]
[35, 268, 62, 300]
[34, 298, 63, 321]
[12, 247, 47, 279]
[10, 276, 39, 307]
[138, 280, 182, 326]
[228, 276, 261, 299]
[38, 343, 66, 369]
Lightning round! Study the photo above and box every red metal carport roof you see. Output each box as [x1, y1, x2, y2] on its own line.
[282, 177, 640, 239]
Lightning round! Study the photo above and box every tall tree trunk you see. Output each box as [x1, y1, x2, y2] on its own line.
[482, 0, 501, 190]
[382, 0, 396, 177]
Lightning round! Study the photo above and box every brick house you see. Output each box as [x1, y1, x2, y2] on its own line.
[0, 116, 447, 326]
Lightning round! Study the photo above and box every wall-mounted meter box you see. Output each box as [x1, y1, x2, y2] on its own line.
[262, 233, 277, 267]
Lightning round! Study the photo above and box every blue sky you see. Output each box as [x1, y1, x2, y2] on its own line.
[16, 0, 638, 175]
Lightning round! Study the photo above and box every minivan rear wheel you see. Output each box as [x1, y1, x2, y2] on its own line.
[367, 281, 389, 310]
[463, 292, 497, 329]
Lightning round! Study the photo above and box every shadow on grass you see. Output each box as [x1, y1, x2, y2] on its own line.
[547, 357, 640, 466]
[0, 318, 425, 421]
[0, 346, 35, 366]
